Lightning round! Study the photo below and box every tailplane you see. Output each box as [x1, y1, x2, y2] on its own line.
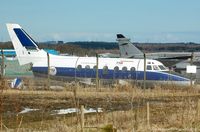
[116, 34, 143, 58]
[6, 23, 46, 65]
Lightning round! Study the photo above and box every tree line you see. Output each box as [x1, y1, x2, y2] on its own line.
[0, 41, 200, 56]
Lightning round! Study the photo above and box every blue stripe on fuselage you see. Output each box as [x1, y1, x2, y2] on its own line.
[32, 67, 189, 81]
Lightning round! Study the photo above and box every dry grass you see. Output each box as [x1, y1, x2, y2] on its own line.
[7, 100, 200, 131]
[1, 79, 200, 131]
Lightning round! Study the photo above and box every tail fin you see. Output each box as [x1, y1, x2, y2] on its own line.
[116, 34, 143, 58]
[6, 23, 46, 65]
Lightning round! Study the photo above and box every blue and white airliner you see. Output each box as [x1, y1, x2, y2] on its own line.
[6, 23, 192, 86]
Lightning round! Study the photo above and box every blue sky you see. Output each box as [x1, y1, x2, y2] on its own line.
[0, 0, 200, 42]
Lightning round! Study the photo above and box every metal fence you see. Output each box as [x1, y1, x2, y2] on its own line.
[0, 50, 198, 90]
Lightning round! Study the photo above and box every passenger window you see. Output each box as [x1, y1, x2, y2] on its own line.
[147, 65, 152, 70]
[130, 67, 135, 71]
[114, 66, 119, 72]
[93, 65, 97, 71]
[153, 65, 159, 70]
[85, 65, 90, 69]
[103, 66, 108, 74]
[77, 65, 82, 71]
[122, 66, 127, 72]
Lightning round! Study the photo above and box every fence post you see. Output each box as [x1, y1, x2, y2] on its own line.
[1, 115, 2, 132]
[0, 50, 3, 131]
[96, 54, 99, 90]
[147, 102, 150, 129]
[47, 52, 50, 90]
[0, 49, 5, 90]
[190, 52, 194, 88]
[143, 53, 146, 89]
[1, 49, 4, 79]
[134, 105, 139, 131]
[17, 116, 23, 132]
[81, 105, 85, 132]
[197, 99, 200, 118]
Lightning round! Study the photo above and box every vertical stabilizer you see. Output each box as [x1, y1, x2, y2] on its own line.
[116, 34, 143, 58]
[6, 23, 46, 65]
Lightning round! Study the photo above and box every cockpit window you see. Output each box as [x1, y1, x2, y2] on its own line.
[158, 65, 166, 70]
[147, 65, 152, 70]
[153, 65, 159, 70]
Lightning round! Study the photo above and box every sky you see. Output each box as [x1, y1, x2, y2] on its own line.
[0, 0, 200, 43]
